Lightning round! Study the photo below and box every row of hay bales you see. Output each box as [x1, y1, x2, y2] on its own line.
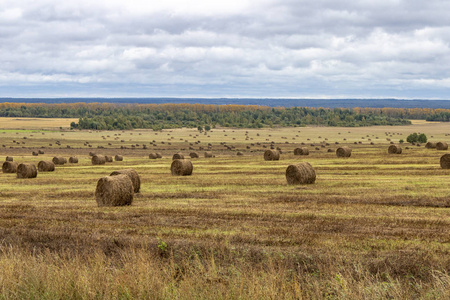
[91, 154, 123, 165]
[426, 142, 448, 150]
[2, 161, 37, 178]
[265, 147, 352, 161]
[149, 153, 163, 159]
[169, 152, 215, 159]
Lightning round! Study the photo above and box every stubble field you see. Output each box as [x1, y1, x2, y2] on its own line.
[0, 118, 449, 299]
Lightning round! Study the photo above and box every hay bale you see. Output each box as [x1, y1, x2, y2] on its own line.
[237, 151, 243, 156]
[69, 157, 78, 163]
[294, 147, 309, 155]
[38, 150, 44, 154]
[436, 142, 448, 150]
[6, 156, 13, 162]
[189, 152, 199, 158]
[440, 154, 450, 169]
[38, 160, 55, 172]
[172, 153, 184, 160]
[95, 174, 133, 207]
[89, 152, 96, 156]
[171, 159, 193, 176]
[32, 151, 39, 156]
[286, 162, 316, 185]
[92, 155, 106, 165]
[425, 142, 437, 149]
[16, 163, 37, 178]
[2, 161, 18, 173]
[52, 156, 66, 165]
[149, 153, 158, 159]
[105, 155, 113, 162]
[115, 155, 123, 161]
[204, 151, 213, 158]
[327, 148, 334, 152]
[388, 144, 402, 154]
[264, 150, 280, 161]
[156, 153, 162, 158]
[336, 146, 352, 157]
[110, 169, 141, 193]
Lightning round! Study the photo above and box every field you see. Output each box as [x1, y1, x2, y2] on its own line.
[0, 119, 449, 299]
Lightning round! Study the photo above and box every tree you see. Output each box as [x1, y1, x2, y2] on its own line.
[204, 125, 211, 131]
[418, 133, 427, 143]
[197, 126, 203, 132]
[407, 133, 419, 143]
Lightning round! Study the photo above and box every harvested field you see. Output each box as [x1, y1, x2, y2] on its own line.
[0, 122, 449, 299]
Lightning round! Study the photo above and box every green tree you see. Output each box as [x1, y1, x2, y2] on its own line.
[418, 133, 427, 143]
[204, 125, 211, 131]
[197, 126, 203, 132]
[407, 133, 419, 143]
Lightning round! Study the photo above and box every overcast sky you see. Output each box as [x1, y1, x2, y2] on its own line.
[1, 0, 450, 99]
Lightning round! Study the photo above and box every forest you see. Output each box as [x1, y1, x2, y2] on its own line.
[2, 102, 448, 130]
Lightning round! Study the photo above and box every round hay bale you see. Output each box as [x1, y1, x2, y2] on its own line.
[110, 169, 141, 193]
[32, 151, 39, 156]
[189, 152, 199, 158]
[92, 155, 106, 165]
[294, 147, 309, 155]
[17, 163, 37, 178]
[149, 153, 158, 159]
[327, 148, 334, 152]
[388, 144, 402, 154]
[69, 157, 78, 163]
[105, 155, 113, 162]
[52, 156, 66, 165]
[172, 153, 184, 160]
[286, 162, 316, 185]
[115, 155, 123, 161]
[89, 152, 96, 156]
[95, 174, 133, 207]
[336, 146, 352, 157]
[38, 150, 44, 154]
[425, 142, 437, 149]
[204, 151, 213, 158]
[237, 151, 243, 156]
[2, 161, 18, 173]
[440, 154, 450, 169]
[171, 159, 193, 176]
[156, 153, 162, 158]
[436, 142, 448, 150]
[38, 160, 55, 172]
[6, 156, 13, 162]
[264, 150, 280, 161]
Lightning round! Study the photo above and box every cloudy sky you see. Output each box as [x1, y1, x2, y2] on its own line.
[1, 0, 450, 98]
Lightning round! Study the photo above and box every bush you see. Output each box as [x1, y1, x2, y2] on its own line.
[407, 133, 418, 143]
[406, 133, 427, 143]
[418, 133, 427, 143]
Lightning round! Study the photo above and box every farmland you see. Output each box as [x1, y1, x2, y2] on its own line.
[0, 119, 449, 299]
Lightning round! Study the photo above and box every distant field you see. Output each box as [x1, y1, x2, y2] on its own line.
[0, 117, 77, 129]
[0, 122, 449, 299]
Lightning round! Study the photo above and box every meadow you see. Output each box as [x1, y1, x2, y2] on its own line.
[0, 118, 449, 299]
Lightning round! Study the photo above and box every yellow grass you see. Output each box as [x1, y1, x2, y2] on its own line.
[0, 120, 449, 299]
[0, 117, 77, 129]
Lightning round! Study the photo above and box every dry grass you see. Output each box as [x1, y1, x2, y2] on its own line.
[0, 121, 449, 299]
[0, 117, 77, 129]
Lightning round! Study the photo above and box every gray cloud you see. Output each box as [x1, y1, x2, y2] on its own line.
[1, 0, 450, 98]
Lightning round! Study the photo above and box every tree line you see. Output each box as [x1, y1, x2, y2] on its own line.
[0, 102, 416, 130]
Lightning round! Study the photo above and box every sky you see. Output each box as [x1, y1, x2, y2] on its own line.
[1, 0, 450, 99]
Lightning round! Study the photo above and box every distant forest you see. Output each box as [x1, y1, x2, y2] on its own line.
[1, 102, 449, 130]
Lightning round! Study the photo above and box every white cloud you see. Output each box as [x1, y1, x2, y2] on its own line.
[1, 0, 450, 98]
